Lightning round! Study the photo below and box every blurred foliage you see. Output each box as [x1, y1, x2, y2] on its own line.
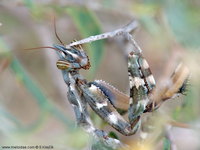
[91, 141, 114, 150]
[133, 0, 200, 49]
[164, 0, 200, 48]
[172, 83, 199, 121]
[163, 137, 170, 150]
[0, 0, 200, 149]
[108, 131, 119, 140]
[0, 38, 74, 131]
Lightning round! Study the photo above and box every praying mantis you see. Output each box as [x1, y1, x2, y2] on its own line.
[53, 40, 189, 136]
[28, 20, 189, 148]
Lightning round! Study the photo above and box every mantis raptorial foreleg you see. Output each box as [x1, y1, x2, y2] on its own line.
[60, 67, 124, 149]
[76, 50, 155, 136]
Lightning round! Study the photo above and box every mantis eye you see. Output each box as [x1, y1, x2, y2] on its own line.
[60, 51, 66, 58]
[56, 60, 70, 70]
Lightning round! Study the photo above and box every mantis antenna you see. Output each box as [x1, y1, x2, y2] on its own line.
[53, 16, 65, 46]
[24, 46, 60, 52]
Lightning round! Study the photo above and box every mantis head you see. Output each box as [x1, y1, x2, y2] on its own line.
[54, 44, 90, 71]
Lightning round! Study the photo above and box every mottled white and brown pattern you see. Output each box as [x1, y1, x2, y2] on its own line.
[54, 41, 189, 136]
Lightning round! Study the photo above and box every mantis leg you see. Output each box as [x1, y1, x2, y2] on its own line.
[78, 51, 156, 136]
[61, 70, 123, 148]
[79, 81, 140, 136]
[128, 52, 156, 126]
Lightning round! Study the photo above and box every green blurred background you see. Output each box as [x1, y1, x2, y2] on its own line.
[0, 0, 200, 150]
